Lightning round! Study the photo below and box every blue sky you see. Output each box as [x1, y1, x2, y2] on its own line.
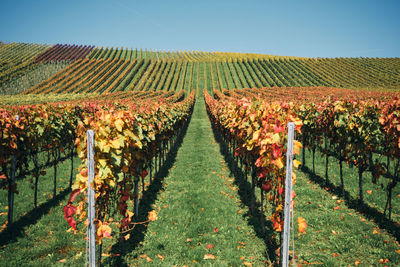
[1, 0, 399, 57]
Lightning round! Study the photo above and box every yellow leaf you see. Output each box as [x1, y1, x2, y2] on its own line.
[243, 262, 252, 266]
[274, 158, 284, 169]
[252, 130, 261, 141]
[293, 140, 303, 155]
[111, 139, 121, 149]
[204, 254, 215, 260]
[126, 210, 134, 219]
[293, 159, 301, 168]
[98, 159, 107, 168]
[271, 133, 280, 143]
[115, 118, 124, 132]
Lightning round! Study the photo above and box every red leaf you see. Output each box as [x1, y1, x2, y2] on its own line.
[214, 227, 219, 233]
[0, 174, 6, 180]
[63, 204, 77, 229]
[206, 244, 215, 249]
[273, 124, 284, 133]
[141, 170, 148, 179]
[333, 206, 340, 210]
[63, 204, 77, 218]
[278, 187, 284, 195]
[272, 144, 281, 159]
[68, 189, 81, 203]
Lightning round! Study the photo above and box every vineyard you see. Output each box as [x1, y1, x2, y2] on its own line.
[0, 41, 400, 266]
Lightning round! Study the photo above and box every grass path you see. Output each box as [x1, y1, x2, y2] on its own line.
[122, 98, 268, 265]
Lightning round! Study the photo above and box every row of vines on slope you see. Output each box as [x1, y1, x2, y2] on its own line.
[0, 90, 188, 227]
[57, 90, 195, 245]
[223, 87, 400, 221]
[204, 89, 303, 234]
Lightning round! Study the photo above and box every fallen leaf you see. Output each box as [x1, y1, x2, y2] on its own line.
[333, 206, 340, 210]
[157, 254, 164, 262]
[373, 229, 378, 234]
[146, 256, 153, 262]
[204, 254, 215, 260]
[58, 259, 66, 263]
[124, 233, 130, 240]
[297, 217, 307, 233]
[379, 258, 389, 264]
[214, 227, 219, 233]
[396, 249, 400, 255]
[243, 262, 252, 266]
[355, 260, 361, 266]
[240, 256, 245, 260]
[148, 210, 158, 221]
[186, 238, 192, 242]
[331, 230, 337, 235]
[238, 241, 246, 246]
[206, 244, 215, 249]
[332, 252, 339, 257]
[366, 190, 372, 194]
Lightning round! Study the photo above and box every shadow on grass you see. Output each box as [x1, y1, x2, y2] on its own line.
[301, 165, 400, 242]
[103, 111, 192, 267]
[0, 188, 71, 247]
[209, 121, 279, 263]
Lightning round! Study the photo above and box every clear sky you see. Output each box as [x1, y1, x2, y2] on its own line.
[1, 0, 399, 58]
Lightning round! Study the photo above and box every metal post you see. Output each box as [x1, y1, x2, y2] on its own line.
[8, 115, 19, 225]
[281, 122, 295, 267]
[87, 130, 96, 267]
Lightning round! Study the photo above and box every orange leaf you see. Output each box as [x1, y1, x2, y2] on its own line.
[355, 260, 361, 266]
[157, 254, 164, 262]
[243, 262, 252, 266]
[366, 190, 372, 194]
[333, 206, 340, 210]
[148, 210, 158, 221]
[297, 217, 307, 233]
[58, 259, 66, 263]
[332, 252, 339, 257]
[204, 254, 215, 260]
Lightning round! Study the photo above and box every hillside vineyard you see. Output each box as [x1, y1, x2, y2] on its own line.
[0, 43, 399, 95]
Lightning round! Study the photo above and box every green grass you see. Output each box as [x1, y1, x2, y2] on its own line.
[294, 169, 400, 266]
[0, 155, 86, 266]
[301, 147, 400, 223]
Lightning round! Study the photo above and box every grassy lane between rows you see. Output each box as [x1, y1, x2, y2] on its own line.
[0, 156, 86, 266]
[121, 98, 268, 266]
[293, 155, 400, 266]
